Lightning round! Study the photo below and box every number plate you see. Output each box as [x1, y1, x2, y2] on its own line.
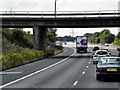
[107, 68, 117, 71]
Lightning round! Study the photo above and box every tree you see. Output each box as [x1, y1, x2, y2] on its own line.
[100, 29, 111, 43]
[92, 32, 100, 43]
[47, 28, 57, 45]
[95, 37, 100, 43]
[116, 32, 120, 39]
[104, 34, 115, 43]
[100, 29, 110, 35]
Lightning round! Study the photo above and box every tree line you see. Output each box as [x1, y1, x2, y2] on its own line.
[84, 29, 120, 45]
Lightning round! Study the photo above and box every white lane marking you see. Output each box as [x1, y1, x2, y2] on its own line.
[89, 62, 91, 64]
[82, 71, 85, 75]
[1, 72, 22, 74]
[86, 66, 89, 68]
[73, 81, 78, 86]
[0, 49, 76, 88]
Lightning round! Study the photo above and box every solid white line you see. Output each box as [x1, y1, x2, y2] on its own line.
[73, 81, 78, 86]
[0, 49, 76, 88]
[82, 71, 85, 75]
[0, 72, 22, 75]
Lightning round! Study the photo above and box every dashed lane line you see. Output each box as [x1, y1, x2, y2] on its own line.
[82, 71, 85, 75]
[73, 81, 78, 86]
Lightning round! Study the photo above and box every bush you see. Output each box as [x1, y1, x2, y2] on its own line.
[46, 47, 55, 56]
[54, 45, 63, 50]
[1, 50, 46, 70]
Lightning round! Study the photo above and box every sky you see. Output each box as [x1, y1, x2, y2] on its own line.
[0, 0, 120, 36]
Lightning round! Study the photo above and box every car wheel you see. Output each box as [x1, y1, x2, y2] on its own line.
[84, 50, 87, 53]
[93, 61, 96, 64]
[96, 75, 101, 80]
[77, 51, 79, 53]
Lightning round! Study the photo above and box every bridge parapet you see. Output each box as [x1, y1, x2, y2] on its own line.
[0, 10, 120, 18]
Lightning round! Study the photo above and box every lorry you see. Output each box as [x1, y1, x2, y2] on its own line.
[76, 36, 88, 53]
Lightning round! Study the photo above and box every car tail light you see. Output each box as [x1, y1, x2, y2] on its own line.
[106, 55, 110, 57]
[94, 55, 98, 57]
[107, 51, 110, 52]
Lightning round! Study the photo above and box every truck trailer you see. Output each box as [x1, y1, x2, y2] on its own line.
[76, 36, 88, 53]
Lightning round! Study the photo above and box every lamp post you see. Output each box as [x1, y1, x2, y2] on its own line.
[55, 0, 57, 18]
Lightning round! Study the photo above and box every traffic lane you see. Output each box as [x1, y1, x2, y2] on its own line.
[74, 61, 120, 89]
[108, 49, 119, 57]
[2, 47, 74, 85]
[3, 52, 91, 88]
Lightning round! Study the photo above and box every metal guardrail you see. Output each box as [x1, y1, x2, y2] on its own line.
[0, 10, 120, 18]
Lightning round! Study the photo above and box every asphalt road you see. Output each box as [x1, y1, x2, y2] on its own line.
[0, 43, 120, 90]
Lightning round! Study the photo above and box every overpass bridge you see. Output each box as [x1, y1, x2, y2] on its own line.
[1, 10, 120, 51]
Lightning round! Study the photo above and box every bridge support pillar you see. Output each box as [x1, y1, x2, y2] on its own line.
[33, 26, 47, 51]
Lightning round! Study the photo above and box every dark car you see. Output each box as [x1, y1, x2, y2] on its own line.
[93, 46, 99, 51]
[96, 57, 120, 80]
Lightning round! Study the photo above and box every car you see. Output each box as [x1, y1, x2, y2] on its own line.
[96, 57, 120, 80]
[55, 41, 63, 46]
[93, 46, 99, 51]
[100, 49, 111, 55]
[93, 50, 110, 64]
[105, 44, 109, 47]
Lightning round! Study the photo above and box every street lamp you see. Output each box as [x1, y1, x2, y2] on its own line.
[55, 0, 57, 18]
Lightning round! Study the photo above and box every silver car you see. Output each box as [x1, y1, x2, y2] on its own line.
[93, 50, 110, 64]
[96, 57, 120, 80]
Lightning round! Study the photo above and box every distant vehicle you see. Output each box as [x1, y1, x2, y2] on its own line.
[93, 50, 110, 64]
[100, 49, 111, 55]
[93, 46, 99, 51]
[64, 42, 67, 45]
[105, 44, 109, 47]
[96, 57, 120, 80]
[55, 41, 63, 46]
[76, 36, 88, 53]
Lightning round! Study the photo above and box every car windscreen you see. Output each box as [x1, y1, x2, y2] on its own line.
[98, 58, 120, 65]
[96, 51, 108, 55]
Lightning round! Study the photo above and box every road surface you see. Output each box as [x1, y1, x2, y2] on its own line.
[0, 43, 120, 90]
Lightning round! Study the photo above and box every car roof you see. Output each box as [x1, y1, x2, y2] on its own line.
[95, 50, 108, 52]
[100, 49, 108, 50]
[101, 57, 120, 58]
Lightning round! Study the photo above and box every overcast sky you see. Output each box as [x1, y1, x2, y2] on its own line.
[0, 0, 120, 36]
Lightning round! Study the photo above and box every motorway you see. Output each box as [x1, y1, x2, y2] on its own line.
[0, 43, 120, 90]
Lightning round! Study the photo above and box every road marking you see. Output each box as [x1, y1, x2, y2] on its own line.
[73, 81, 78, 86]
[86, 66, 89, 68]
[0, 49, 76, 88]
[0, 72, 22, 75]
[82, 71, 85, 75]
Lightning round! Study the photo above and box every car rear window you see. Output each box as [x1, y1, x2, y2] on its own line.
[96, 51, 108, 55]
[99, 58, 120, 65]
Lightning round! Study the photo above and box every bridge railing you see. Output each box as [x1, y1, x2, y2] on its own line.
[0, 10, 120, 18]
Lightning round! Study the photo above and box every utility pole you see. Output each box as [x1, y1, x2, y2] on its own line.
[70, 28, 76, 37]
[118, 1, 120, 33]
[55, 0, 57, 18]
